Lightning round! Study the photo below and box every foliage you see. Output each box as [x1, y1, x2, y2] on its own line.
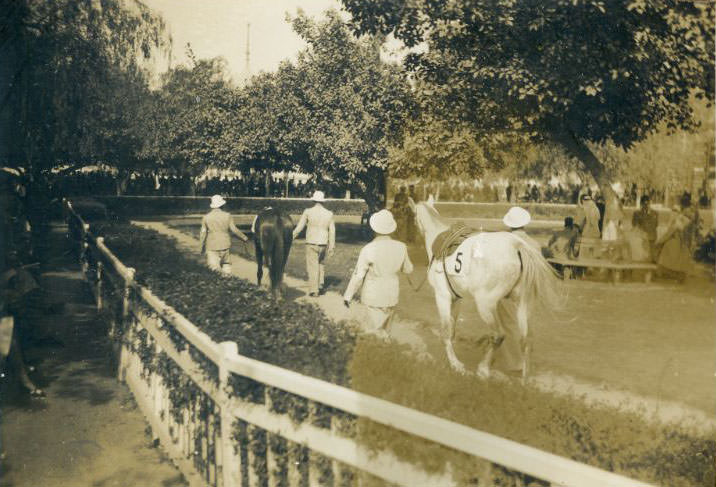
[102, 223, 356, 385]
[140, 54, 241, 187]
[252, 10, 414, 210]
[342, 0, 715, 201]
[0, 0, 169, 177]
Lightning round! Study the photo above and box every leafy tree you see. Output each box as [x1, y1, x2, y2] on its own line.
[267, 10, 414, 210]
[342, 0, 715, 208]
[0, 0, 169, 178]
[140, 53, 241, 194]
[233, 70, 297, 194]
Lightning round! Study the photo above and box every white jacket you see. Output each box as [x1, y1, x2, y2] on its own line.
[343, 236, 413, 308]
[293, 204, 335, 247]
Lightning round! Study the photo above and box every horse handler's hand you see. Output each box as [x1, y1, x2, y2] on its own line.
[327, 247, 335, 258]
[343, 299, 350, 309]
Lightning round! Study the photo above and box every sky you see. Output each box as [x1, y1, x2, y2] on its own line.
[141, 0, 343, 84]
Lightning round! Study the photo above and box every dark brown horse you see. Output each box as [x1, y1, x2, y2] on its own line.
[253, 207, 293, 298]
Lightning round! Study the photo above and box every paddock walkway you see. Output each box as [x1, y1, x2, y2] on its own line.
[0, 224, 185, 487]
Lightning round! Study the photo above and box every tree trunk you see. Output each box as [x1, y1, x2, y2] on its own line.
[556, 130, 620, 209]
[360, 168, 387, 213]
[264, 170, 270, 197]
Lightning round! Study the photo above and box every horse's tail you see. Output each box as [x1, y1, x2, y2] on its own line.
[511, 236, 565, 314]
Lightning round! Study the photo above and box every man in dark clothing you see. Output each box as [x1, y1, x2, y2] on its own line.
[632, 195, 658, 258]
[544, 217, 580, 260]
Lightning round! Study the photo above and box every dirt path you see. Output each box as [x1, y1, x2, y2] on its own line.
[0, 225, 186, 487]
[137, 221, 716, 432]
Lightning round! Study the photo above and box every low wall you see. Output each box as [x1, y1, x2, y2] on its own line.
[77, 195, 713, 232]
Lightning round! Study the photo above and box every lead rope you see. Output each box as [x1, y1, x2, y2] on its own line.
[406, 256, 433, 292]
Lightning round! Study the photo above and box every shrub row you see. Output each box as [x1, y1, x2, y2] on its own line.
[99, 222, 356, 386]
[95, 196, 368, 217]
[94, 220, 714, 486]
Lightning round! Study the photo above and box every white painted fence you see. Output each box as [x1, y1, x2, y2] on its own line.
[63, 198, 655, 487]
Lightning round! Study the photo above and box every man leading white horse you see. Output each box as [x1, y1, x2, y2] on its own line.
[343, 209, 414, 337]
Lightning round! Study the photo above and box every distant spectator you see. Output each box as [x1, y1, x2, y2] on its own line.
[655, 204, 694, 282]
[530, 184, 540, 203]
[631, 195, 658, 261]
[543, 217, 580, 260]
[576, 194, 601, 239]
[595, 193, 606, 234]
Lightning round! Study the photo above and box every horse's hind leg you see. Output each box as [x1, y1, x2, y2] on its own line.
[474, 295, 502, 379]
[255, 244, 263, 286]
[435, 293, 466, 374]
[516, 297, 531, 383]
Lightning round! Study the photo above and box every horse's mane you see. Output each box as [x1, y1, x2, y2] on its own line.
[417, 201, 450, 227]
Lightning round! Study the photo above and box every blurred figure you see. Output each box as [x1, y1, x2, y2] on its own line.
[576, 194, 601, 239]
[631, 195, 658, 261]
[544, 217, 580, 260]
[602, 195, 628, 260]
[655, 205, 694, 282]
[391, 186, 409, 242]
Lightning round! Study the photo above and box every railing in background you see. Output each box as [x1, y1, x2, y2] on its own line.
[63, 198, 656, 487]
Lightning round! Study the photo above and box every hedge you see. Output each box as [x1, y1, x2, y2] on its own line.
[95, 195, 368, 217]
[92, 220, 714, 486]
[100, 222, 355, 385]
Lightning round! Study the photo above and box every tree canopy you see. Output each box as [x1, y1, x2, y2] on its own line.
[0, 0, 169, 176]
[342, 0, 715, 203]
[271, 10, 414, 208]
[140, 53, 241, 189]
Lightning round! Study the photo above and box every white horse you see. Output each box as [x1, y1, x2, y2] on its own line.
[408, 196, 563, 380]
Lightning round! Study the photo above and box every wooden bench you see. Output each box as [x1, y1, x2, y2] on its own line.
[547, 257, 657, 284]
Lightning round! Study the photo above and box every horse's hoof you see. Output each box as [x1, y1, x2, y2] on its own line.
[29, 388, 45, 398]
[476, 366, 490, 380]
[450, 363, 468, 375]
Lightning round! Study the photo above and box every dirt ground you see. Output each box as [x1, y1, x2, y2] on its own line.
[158, 216, 716, 425]
[0, 226, 186, 487]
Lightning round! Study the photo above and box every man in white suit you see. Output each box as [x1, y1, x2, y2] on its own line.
[292, 191, 335, 296]
[343, 209, 413, 335]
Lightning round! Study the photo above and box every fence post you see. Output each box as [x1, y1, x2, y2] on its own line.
[118, 267, 136, 383]
[80, 223, 90, 274]
[95, 237, 104, 311]
[219, 341, 240, 487]
[122, 268, 136, 320]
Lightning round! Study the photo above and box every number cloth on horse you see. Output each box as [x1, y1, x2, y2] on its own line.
[431, 222, 481, 276]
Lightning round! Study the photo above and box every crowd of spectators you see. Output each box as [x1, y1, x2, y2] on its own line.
[44, 171, 715, 211]
[392, 179, 713, 208]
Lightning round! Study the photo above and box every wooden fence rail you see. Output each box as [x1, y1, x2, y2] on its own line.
[62, 198, 655, 487]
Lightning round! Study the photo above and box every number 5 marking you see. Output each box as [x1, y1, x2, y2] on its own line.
[454, 251, 463, 273]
